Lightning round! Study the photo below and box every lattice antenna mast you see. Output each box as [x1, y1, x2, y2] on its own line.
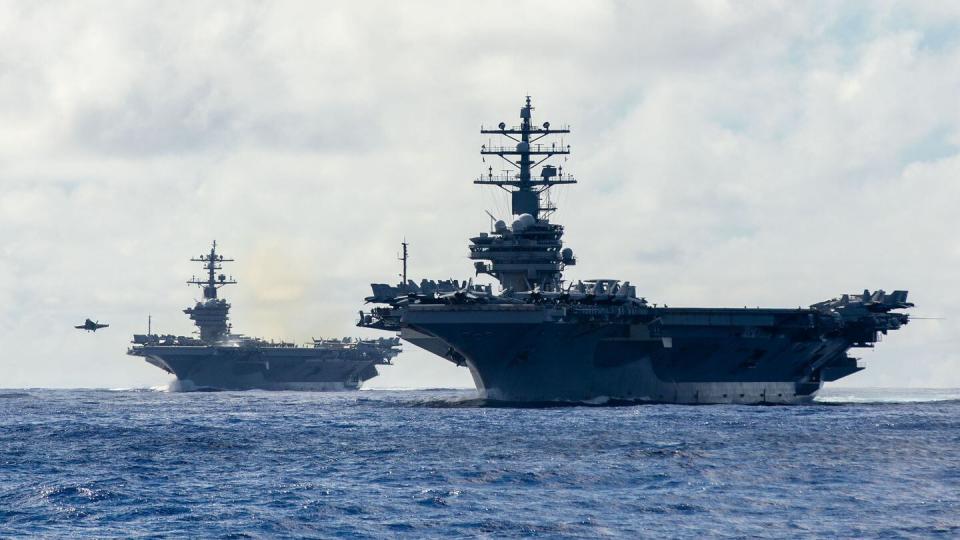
[397, 239, 409, 283]
[187, 240, 237, 300]
[476, 96, 576, 220]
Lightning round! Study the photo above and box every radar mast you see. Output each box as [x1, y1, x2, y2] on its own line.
[187, 240, 237, 300]
[184, 240, 236, 342]
[476, 95, 577, 220]
[469, 97, 577, 291]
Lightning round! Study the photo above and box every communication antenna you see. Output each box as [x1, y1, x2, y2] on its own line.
[398, 239, 409, 283]
[485, 210, 497, 230]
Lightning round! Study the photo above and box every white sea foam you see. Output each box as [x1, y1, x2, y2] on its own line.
[166, 380, 197, 392]
[816, 388, 960, 403]
[108, 386, 169, 393]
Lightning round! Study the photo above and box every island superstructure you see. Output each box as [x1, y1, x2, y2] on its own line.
[358, 97, 913, 404]
[130, 241, 400, 391]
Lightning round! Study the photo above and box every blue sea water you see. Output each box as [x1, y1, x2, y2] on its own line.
[1, 388, 958, 538]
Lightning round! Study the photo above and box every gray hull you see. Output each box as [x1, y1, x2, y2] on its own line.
[399, 305, 867, 404]
[133, 346, 381, 391]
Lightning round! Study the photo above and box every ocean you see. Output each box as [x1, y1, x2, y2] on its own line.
[1, 388, 958, 538]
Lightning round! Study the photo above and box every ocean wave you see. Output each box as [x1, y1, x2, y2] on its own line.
[2, 388, 958, 537]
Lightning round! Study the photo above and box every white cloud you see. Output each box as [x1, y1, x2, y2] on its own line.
[0, 1, 957, 389]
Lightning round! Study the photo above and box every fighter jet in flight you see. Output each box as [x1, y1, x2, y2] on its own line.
[75, 318, 109, 332]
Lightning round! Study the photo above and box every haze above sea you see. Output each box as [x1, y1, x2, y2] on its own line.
[1, 387, 958, 538]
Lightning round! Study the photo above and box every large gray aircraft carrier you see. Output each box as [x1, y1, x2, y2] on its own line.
[359, 97, 913, 404]
[130, 242, 400, 391]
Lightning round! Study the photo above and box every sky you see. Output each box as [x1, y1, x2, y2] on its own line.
[0, 1, 958, 390]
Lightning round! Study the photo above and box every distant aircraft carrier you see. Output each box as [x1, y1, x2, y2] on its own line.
[359, 97, 913, 404]
[130, 242, 399, 391]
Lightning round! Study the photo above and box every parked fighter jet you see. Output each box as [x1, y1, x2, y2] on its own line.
[75, 318, 109, 332]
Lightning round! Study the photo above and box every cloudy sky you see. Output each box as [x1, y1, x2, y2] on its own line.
[1, 1, 958, 390]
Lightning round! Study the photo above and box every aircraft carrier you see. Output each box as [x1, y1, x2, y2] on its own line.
[358, 97, 913, 404]
[129, 242, 400, 391]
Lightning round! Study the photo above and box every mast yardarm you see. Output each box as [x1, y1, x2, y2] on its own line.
[476, 95, 577, 220]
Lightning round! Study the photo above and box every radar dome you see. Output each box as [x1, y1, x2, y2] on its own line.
[494, 220, 507, 233]
[517, 213, 536, 228]
[561, 248, 574, 261]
